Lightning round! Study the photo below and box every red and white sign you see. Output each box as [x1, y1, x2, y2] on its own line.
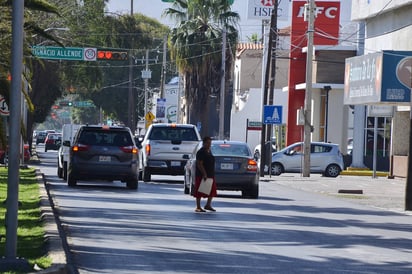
[0, 95, 9, 116]
[291, 0, 340, 45]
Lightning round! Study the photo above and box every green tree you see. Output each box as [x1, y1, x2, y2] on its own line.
[164, 0, 239, 137]
[0, 0, 60, 147]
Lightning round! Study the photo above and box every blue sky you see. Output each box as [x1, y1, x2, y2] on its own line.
[106, 0, 288, 42]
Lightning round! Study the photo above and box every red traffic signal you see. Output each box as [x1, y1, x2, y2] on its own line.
[97, 50, 128, 61]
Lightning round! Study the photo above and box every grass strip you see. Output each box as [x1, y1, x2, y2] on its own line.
[0, 166, 52, 273]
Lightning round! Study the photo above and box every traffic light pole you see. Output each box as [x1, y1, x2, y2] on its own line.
[127, 1, 135, 133]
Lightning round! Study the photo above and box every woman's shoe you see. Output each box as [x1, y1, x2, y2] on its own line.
[195, 208, 206, 212]
[204, 206, 216, 212]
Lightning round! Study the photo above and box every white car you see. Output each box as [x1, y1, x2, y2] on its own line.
[270, 142, 344, 177]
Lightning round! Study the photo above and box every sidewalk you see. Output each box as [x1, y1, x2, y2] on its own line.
[261, 173, 411, 215]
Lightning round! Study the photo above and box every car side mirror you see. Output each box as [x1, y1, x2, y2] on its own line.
[62, 140, 70, 147]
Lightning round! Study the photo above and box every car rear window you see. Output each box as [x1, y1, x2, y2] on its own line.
[79, 130, 132, 146]
[149, 127, 198, 141]
[211, 144, 251, 157]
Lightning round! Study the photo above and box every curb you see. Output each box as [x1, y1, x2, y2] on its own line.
[33, 170, 68, 274]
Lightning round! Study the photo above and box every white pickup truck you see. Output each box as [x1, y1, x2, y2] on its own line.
[57, 124, 82, 179]
[138, 123, 201, 182]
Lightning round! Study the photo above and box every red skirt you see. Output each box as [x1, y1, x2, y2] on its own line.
[192, 176, 217, 198]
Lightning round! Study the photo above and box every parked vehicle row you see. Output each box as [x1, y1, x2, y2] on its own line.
[50, 123, 344, 196]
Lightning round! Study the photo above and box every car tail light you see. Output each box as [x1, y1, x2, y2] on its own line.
[72, 144, 89, 152]
[247, 159, 258, 171]
[146, 144, 151, 156]
[120, 146, 138, 154]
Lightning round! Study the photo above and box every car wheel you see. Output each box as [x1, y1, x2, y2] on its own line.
[184, 174, 190, 194]
[271, 163, 283, 176]
[324, 164, 341, 178]
[67, 171, 77, 187]
[143, 167, 151, 182]
[63, 161, 68, 180]
[57, 164, 63, 178]
[126, 180, 138, 190]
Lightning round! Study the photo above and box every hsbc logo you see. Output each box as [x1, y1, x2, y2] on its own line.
[258, 0, 275, 6]
[297, 5, 339, 19]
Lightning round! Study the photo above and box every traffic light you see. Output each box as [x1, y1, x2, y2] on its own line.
[97, 50, 128, 61]
[59, 101, 73, 107]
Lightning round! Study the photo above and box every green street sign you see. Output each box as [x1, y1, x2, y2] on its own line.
[31, 46, 97, 61]
[73, 101, 95, 107]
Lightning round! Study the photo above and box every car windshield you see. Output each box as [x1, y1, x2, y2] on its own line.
[211, 143, 250, 157]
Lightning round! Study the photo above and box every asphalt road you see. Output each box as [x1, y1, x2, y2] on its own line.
[34, 145, 412, 274]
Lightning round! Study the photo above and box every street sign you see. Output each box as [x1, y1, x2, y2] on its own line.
[247, 120, 262, 130]
[0, 95, 9, 116]
[73, 101, 95, 107]
[31, 46, 97, 61]
[263, 105, 282, 124]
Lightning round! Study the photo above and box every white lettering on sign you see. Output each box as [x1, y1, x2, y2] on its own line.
[297, 6, 338, 19]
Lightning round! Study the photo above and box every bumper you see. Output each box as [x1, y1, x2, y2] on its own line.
[215, 173, 259, 191]
[147, 160, 186, 175]
[70, 161, 138, 181]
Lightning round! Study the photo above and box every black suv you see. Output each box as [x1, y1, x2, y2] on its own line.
[67, 125, 139, 189]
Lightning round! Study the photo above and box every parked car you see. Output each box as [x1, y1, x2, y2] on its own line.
[67, 125, 139, 189]
[139, 123, 201, 182]
[44, 133, 62, 152]
[184, 140, 259, 198]
[270, 142, 344, 177]
[57, 124, 83, 179]
[0, 143, 30, 164]
[35, 131, 48, 144]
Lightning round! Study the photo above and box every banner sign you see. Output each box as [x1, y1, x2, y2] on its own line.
[344, 51, 412, 105]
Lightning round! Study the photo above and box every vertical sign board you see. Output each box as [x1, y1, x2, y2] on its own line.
[263, 105, 282, 124]
[286, 0, 340, 145]
[344, 51, 412, 105]
[164, 84, 178, 123]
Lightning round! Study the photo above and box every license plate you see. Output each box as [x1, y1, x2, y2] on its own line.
[171, 161, 180, 166]
[221, 163, 233, 170]
[99, 156, 111, 162]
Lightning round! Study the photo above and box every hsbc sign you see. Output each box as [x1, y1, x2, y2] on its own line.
[247, 0, 290, 21]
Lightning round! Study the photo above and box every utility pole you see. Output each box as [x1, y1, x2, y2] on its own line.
[2, 0, 31, 271]
[127, 1, 135, 133]
[219, 27, 226, 140]
[144, 49, 149, 127]
[160, 34, 167, 99]
[260, 4, 277, 176]
[303, 0, 315, 177]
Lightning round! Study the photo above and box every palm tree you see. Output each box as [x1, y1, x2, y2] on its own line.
[164, 0, 239, 137]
